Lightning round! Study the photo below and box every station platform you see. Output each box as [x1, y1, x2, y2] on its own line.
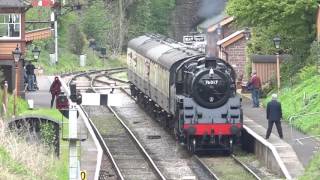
[25, 75, 100, 180]
[241, 93, 320, 178]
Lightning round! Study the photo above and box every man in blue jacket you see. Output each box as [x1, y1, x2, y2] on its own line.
[266, 93, 283, 139]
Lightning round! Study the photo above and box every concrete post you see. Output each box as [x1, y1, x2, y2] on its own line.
[69, 103, 78, 180]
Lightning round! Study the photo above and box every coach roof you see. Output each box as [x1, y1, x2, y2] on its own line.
[128, 35, 201, 69]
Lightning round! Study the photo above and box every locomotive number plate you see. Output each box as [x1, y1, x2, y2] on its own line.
[203, 79, 219, 85]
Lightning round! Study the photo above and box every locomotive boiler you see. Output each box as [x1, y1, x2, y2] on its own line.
[127, 34, 243, 153]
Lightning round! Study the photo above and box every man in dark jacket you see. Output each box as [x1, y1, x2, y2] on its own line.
[25, 61, 36, 91]
[266, 94, 283, 139]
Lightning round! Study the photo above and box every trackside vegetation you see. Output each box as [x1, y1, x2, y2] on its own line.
[0, 91, 68, 179]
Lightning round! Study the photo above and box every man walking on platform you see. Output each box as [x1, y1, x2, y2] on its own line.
[266, 94, 283, 139]
[249, 71, 261, 107]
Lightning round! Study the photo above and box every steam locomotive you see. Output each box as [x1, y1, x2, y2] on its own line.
[127, 34, 243, 153]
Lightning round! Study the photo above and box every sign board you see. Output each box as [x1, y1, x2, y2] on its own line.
[81, 93, 107, 106]
[80, 171, 87, 180]
[183, 35, 206, 44]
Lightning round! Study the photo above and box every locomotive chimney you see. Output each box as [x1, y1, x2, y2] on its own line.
[206, 29, 219, 58]
[205, 56, 217, 68]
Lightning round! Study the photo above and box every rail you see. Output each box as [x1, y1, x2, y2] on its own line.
[90, 73, 165, 179]
[193, 156, 220, 180]
[231, 154, 261, 180]
[107, 106, 166, 180]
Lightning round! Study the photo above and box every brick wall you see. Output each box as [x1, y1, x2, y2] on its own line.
[224, 37, 246, 80]
[222, 23, 236, 39]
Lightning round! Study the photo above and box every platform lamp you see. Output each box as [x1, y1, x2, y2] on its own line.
[273, 35, 281, 93]
[32, 46, 41, 61]
[12, 45, 22, 116]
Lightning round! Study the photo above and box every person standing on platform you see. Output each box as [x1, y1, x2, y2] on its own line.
[25, 61, 36, 91]
[249, 71, 261, 107]
[266, 93, 283, 139]
[50, 77, 62, 108]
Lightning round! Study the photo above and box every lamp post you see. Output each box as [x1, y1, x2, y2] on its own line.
[273, 35, 281, 93]
[32, 46, 41, 61]
[12, 45, 22, 116]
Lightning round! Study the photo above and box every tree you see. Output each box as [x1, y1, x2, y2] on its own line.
[82, 0, 111, 47]
[68, 23, 86, 55]
[227, 0, 317, 53]
[227, 0, 318, 80]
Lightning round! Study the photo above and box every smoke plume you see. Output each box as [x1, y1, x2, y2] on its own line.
[197, 0, 227, 18]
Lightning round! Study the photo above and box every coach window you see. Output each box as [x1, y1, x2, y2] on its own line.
[0, 14, 21, 39]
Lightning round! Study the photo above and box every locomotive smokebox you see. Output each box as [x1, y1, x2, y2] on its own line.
[204, 56, 217, 68]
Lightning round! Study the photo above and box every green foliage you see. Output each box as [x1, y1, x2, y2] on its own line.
[305, 41, 320, 65]
[297, 65, 317, 81]
[227, 0, 318, 82]
[128, 0, 175, 39]
[0, 147, 30, 175]
[299, 152, 320, 180]
[40, 123, 56, 149]
[128, 0, 152, 38]
[263, 74, 320, 135]
[82, 0, 111, 47]
[227, 0, 317, 53]
[7, 95, 29, 118]
[68, 23, 86, 55]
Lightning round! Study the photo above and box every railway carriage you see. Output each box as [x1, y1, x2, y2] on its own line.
[127, 34, 243, 153]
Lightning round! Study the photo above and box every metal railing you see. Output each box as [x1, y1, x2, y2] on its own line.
[288, 112, 320, 144]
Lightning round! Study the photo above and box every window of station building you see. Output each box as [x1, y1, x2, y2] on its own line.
[0, 14, 21, 39]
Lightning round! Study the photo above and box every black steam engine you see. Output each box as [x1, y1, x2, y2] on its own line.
[127, 34, 242, 153]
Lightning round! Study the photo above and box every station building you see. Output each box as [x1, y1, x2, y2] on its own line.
[0, 0, 31, 97]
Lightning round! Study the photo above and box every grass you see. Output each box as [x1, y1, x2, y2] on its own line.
[262, 66, 320, 179]
[0, 127, 63, 179]
[263, 75, 320, 135]
[0, 90, 69, 179]
[20, 108, 64, 121]
[0, 92, 29, 119]
[0, 146, 31, 178]
[299, 152, 320, 180]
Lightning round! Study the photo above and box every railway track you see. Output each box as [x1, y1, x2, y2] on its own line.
[65, 68, 165, 179]
[63, 68, 268, 180]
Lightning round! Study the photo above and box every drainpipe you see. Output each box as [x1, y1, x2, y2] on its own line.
[221, 47, 229, 62]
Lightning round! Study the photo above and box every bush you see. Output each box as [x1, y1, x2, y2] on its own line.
[68, 23, 86, 55]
